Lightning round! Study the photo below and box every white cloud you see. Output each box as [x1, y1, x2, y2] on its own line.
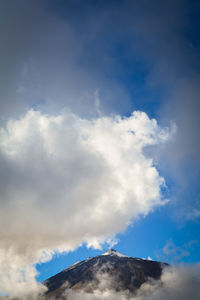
[0, 109, 171, 295]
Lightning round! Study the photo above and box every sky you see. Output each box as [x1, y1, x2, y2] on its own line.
[0, 0, 200, 297]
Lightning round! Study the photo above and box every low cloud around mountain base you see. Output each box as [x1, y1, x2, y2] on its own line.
[64, 264, 200, 300]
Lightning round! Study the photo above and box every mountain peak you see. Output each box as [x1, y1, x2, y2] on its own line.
[101, 248, 128, 257]
[44, 251, 167, 298]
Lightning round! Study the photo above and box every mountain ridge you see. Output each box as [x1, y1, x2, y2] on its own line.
[44, 249, 168, 298]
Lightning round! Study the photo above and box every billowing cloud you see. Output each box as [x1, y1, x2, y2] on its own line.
[0, 110, 171, 295]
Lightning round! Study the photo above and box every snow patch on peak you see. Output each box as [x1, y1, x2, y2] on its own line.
[102, 249, 128, 257]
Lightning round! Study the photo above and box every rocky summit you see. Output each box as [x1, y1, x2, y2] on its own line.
[43, 249, 168, 298]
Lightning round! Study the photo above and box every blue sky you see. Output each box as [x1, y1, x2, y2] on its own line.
[0, 0, 200, 295]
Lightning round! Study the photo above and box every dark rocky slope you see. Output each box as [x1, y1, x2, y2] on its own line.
[44, 249, 168, 298]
